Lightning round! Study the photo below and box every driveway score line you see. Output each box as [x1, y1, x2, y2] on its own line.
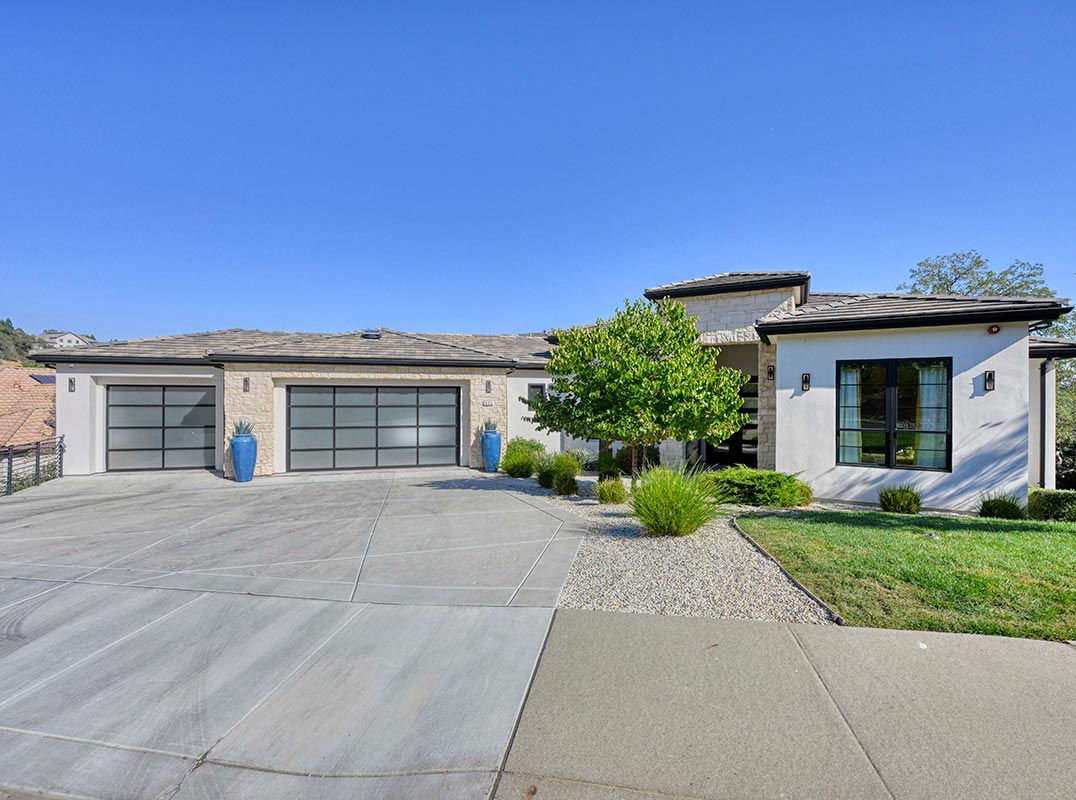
[159, 602, 371, 797]
[488, 607, 558, 800]
[348, 476, 395, 602]
[0, 592, 210, 710]
[505, 522, 564, 607]
[785, 624, 899, 800]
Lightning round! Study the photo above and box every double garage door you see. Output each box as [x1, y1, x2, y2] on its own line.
[106, 385, 216, 471]
[287, 386, 460, 471]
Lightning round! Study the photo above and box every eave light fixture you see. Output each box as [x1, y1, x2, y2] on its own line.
[984, 370, 995, 392]
[801, 373, 811, 392]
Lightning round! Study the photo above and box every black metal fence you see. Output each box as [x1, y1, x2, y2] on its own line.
[3, 435, 65, 496]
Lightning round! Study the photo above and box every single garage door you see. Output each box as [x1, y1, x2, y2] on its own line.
[106, 385, 216, 471]
[287, 386, 459, 471]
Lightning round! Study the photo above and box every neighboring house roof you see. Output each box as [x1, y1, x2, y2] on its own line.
[0, 366, 56, 446]
[1030, 336, 1076, 359]
[755, 292, 1073, 340]
[31, 329, 552, 368]
[644, 271, 811, 300]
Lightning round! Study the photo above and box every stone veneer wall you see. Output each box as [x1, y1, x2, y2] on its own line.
[680, 289, 796, 344]
[756, 342, 777, 470]
[222, 363, 507, 477]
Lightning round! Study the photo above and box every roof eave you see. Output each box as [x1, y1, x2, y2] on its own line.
[644, 274, 811, 300]
[209, 353, 518, 368]
[756, 305, 1073, 338]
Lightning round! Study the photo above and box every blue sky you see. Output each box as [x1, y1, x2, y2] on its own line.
[3, 2, 1075, 341]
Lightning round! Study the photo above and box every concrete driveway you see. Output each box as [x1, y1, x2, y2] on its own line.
[0, 468, 585, 799]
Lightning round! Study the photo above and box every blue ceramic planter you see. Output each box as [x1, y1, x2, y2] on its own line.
[481, 430, 502, 473]
[231, 434, 257, 482]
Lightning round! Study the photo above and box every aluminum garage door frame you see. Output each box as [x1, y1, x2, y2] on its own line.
[286, 385, 460, 471]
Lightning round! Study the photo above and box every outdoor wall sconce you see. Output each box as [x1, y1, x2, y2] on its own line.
[485, 380, 492, 393]
[68, 377, 76, 393]
[766, 365, 775, 380]
[801, 373, 811, 392]
[984, 370, 995, 392]
[242, 377, 250, 392]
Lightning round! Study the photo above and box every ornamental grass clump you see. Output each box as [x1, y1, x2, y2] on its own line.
[629, 465, 719, 536]
[501, 437, 546, 478]
[549, 452, 581, 495]
[595, 477, 628, 504]
[535, 456, 557, 489]
[878, 484, 922, 515]
[978, 491, 1027, 520]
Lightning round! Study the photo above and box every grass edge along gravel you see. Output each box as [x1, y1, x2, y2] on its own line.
[737, 510, 1076, 641]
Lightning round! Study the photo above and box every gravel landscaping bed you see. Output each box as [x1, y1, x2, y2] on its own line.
[512, 475, 835, 624]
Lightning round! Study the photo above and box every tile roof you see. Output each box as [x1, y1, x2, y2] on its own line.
[756, 292, 1073, 338]
[0, 366, 56, 446]
[1030, 336, 1076, 359]
[31, 329, 552, 368]
[644, 271, 811, 300]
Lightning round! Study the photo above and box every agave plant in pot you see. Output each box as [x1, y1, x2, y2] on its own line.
[230, 420, 257, 483]
[480, 418, 501, 473]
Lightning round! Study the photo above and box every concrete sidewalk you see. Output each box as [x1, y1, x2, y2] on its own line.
[497, 610, 1076, 800]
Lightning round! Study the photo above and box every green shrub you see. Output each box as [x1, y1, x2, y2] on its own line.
[561, 449, 591, 472]
[595, 477, 628, 504]
[535, 456, 557, 489]
[505, 437, 546, 460]
[704, 466, 812, 507]
[1028, 488, 1076, 521]
[551, 453, 581, 478]
[552, 472, 579, 496]
[501, 449, 538, 478]
[596, 451, 620, 481]
[878, 484, 922, 514]
[629, 465, 718, 536]
[614, 444, 660, 475]
[978, 491, 1027, 520]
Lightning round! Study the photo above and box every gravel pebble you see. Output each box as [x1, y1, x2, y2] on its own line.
[513, 475, 835, 624]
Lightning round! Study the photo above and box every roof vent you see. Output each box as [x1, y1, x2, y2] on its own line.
[361, 328, 382, 340]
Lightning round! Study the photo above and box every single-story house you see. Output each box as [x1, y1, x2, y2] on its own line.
[34, 271, 1075, 511]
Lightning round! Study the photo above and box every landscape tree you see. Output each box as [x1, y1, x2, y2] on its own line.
[897, 252, 1076, 487]
[525, 298, 749, 474]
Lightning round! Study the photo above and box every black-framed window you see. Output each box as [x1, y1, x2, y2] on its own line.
[527, 384, 546, 404]
[836, 358, 952, 471]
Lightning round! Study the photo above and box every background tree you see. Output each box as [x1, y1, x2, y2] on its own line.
[0, 318, 47, 364]
[897, 253, 1076, 487]
[897, 250, 1054, 297]
[526, 298, 749, 473]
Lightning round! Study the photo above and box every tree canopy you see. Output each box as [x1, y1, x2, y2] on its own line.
[897, 250, 1055, 298]
[525, 299, 749, 457]
[0, 318, 46, 363]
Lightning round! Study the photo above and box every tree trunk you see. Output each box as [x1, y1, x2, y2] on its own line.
[599, 440, 612, 461]
[630, 444, 639, 482]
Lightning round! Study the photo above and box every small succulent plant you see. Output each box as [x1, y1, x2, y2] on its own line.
[232, 419, 255, 437]
[481, 418, 498, 432]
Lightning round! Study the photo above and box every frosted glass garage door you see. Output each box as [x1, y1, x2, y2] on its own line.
[287, 386, 459, 470]
[106, 385, 216, 470]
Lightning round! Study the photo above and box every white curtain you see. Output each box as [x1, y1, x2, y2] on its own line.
[915, 364, 947, 467]
[839, 365, 861, 462]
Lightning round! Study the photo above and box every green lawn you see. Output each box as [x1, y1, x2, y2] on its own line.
[736, 511, 1076, 641]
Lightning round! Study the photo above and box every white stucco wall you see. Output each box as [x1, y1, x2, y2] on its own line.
[773, 324, 1030, 511]
[1028, 357, 1056, 489]
[506, 371, 560, 451]
[54, 363, 225, 475]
